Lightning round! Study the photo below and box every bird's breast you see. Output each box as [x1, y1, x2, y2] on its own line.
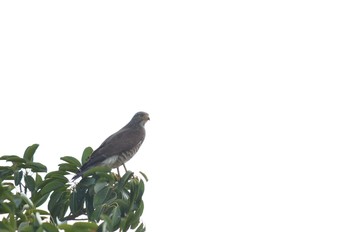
[101, 140, 144, 168]
[101, 155, 120, 168]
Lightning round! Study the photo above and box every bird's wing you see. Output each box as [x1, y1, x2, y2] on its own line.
[80, 127, 145, 170]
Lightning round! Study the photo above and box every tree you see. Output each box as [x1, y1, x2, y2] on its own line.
[0, 144, 147, 232]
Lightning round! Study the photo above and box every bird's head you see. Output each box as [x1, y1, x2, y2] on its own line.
[132, 111, 150, 127]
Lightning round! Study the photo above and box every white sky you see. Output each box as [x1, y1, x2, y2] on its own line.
[1, 1, 350, 231]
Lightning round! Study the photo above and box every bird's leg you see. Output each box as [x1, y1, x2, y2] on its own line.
[112, 167, 122, 181]
[122, 163, 127, 172]
[122, 163, 136, 179]
[114, 165, 126, 181]
[113, 172, 121, 181]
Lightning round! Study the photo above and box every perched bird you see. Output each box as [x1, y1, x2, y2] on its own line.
[72, 111, 150, 181]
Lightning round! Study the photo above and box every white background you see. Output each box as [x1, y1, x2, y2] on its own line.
[1, 1, 349, 231]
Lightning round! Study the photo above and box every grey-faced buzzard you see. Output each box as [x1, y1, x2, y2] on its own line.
[72, 111, 150, 180]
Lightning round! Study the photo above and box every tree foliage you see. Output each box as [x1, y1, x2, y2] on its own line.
[0, 144, 147, 232]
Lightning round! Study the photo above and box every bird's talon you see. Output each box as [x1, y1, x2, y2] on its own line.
[112, 172, 121, 181]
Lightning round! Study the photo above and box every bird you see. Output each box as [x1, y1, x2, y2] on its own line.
[72, 111, 150, 181]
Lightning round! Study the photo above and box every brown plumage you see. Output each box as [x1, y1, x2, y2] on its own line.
[72, 111, 150, 180]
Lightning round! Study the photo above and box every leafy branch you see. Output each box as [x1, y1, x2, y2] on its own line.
[0, 144, 147, 232]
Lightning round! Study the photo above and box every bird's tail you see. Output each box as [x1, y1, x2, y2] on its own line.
[71, 170, 82, 181]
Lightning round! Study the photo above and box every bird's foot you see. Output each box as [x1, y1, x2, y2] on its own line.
[112, 172, 121, 181]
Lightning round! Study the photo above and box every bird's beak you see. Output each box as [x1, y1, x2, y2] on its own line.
[145, 114, 150, 121]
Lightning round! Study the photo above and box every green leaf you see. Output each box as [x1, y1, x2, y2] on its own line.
[78, 177, 95, 187]
[135, 179, 145, 204]
[0, 202, 14, 213]
[117, 171, 134, 190]
[13, 194, 23, 208]
[14, 170, 23, 186]
[0, 155, 26, 163]
[55, 191, 69, 221]
[60, 222, 98, 232]
[86, 193, 94, 220]
[135, 223, 146, 232]
[20, 192, 34, 208]
[45, 171, 69, 183]
[34, 192, 50, 207]
[0, 167, 14, 180]
[31, 209, 50, 215]
[120, 189, 130, 200]
[35, 173, 43, 186]
[1, 182, 15, 192]
[139, 171, 148, 182]
[21, 162, 47, 172]
[100, 215, 113, 231]
[124, 212, 136, 231]
[70, 187, 85, 215]
[72, 222, 98, 230]
[93, 181, 107, 193]
[40, 180, 65, 195]
[83, 166, 111, 178]
[59, 163, 78, 173]
[131, 217, 140, 230]
[131, 201, 144, 228]
[23, 144, 39, 162]
[18, 221, 34, 232]
[41, 222, 59, 232]
[93, 186, 110, 207]
[3, 189, 16, 201]
[81, 147, 93, 165]
[48, 188, 65, 213]
[115, 199, 129, 213]
[58, 224, 73, 232]
[69, 191, 78, 215]
[110, 206, 122, 229]
[24, 175, 36, 192]
[119, 218, 127, 232]
[60, 156, 81, 167]
[91, 205, 103, 222]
